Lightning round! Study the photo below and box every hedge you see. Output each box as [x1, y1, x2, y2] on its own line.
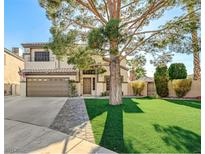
[154, 65, 169, 97]
[172, 78, 192, 97]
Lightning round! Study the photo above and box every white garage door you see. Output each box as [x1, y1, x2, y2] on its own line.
[27, 78, 69, 97]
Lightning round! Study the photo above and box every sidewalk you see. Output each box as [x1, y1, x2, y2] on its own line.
[5, 119, 116, 154]
[50, 98, 95, 143]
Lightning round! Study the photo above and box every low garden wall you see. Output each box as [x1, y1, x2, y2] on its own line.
[168, 80, 201, 98]
[128, 80, 201, 98]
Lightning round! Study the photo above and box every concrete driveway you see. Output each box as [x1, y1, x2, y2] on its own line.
[4, 96, 116, 154]
[5, 96, 67, 127]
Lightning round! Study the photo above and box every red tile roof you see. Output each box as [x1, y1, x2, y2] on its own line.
[21, 42, 48, 48]
[22, 68, 77, 73]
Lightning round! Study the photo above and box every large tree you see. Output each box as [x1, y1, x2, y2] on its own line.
[39, 0, 199, 105]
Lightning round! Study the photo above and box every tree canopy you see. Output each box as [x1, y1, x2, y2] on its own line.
[39, 0, 200, 63]
[39, 0, 200, 104]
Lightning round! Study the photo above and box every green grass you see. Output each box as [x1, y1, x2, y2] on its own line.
[84, 98, 201, 153]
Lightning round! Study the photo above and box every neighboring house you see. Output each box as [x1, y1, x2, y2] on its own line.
[20, 42, 128, 97]
[4, 48, 24, 95]
[138, 76, 155, 96]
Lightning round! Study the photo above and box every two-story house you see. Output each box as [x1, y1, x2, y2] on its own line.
[20, 42, 128, 97]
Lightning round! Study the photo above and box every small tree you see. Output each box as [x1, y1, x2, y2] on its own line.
[154, 65, 169, 97]
[168, 63, 187, 80]
[68, 80, 78, 97]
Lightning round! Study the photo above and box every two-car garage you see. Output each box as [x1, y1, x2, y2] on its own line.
[26, 78, 69, 97]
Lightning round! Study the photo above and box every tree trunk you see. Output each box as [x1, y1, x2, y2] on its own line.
[109, 55, 122, 105]
[192, 30, 201, 80]
[187, 3, 201, 80]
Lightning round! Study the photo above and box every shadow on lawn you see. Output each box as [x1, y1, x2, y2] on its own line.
[153, 124, 201, 153]
[85, 98, 143, 153]
[165, 99, 201, 109]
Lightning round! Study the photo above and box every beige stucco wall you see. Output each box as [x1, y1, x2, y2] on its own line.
[25, 61, 56, 69]
[128, 80, 201, 98]
[95, 82, 128, 96]
[122, 83, 128, 95]
[96, 82, 105, 96]
[25, 48, 73, 69]
[20, 81, 26, 97]
[4, 52, 24, 84]
[168, 80, 201, 98]
[4, 52, 24, 95]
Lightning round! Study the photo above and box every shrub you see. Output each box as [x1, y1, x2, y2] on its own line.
[154, 65, 169, 97]
[131, 81, 145, 96]
[68, 80, 78, 97]
[168, 63, 187, 80]
[172, 78, 192, 97]
[101, 91, 109, 96]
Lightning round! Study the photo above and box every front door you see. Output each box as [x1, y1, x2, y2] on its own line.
[83, 78, 91, 94]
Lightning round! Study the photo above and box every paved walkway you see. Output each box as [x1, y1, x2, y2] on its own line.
[5, 120, 115, 154]
[50, 98, 95, 143]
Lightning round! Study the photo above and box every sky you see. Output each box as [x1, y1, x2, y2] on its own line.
[4, 0, 51, 49]
[4, 0, 194, 77]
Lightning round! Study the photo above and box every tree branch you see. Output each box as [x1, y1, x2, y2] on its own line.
[76, 0, 106, 25]
[72, 19, 96, 29]
[119, 9, 154, 56]
[103, 0, 110, 20]
[121, 0, 166, 28]
[117, 0, 121, 19]
[120, 32, 159, 60]
[119, 7, 201, 60]
[88, 0, 107, 24]
[121, 0, 139, 9]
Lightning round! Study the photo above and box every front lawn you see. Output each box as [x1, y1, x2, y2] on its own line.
[84, 98, 201, 153]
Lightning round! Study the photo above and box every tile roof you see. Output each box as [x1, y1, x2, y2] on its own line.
[138, 76, 154, 82]
[21, 42, 48, 48]
[22, 68, 77, 73]
[130, 76, 154, 82]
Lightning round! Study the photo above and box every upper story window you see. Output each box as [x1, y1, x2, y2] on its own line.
[34, 51, 49, 61]
[83, 70, 96, 74]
